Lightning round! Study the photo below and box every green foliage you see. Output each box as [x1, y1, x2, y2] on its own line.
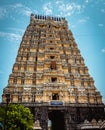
[0, 104, 34, 130]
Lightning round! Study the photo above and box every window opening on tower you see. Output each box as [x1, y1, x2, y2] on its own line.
[49, 35, 52, 37]
[50, 61, 56, 70]
[51, 77, 57, 82]
[50, 40, 52, 43]
[52, 93, 59, 100]
[36, 57, 37, 61]
[50, 56, 55, 59]
[50, 47, 54, 50]
[49, 25, 51, 28]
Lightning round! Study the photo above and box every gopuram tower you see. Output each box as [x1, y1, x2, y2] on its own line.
[2, 14, 105, 130]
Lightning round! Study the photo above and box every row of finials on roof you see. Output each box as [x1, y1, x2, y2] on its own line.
[31, 13, 65, 21]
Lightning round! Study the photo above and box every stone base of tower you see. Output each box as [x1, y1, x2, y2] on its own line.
[25, 103, 105, 130]
[1, 102, 105, 129]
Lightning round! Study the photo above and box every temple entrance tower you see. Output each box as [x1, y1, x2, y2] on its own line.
[2, 14, 105, 129]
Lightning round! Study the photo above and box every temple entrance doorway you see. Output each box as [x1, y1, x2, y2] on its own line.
[48, 110, 65, 130]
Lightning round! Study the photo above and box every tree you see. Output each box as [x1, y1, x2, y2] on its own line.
[0, 104, 34, 130]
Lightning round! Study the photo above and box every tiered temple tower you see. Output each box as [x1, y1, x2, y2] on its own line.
[2, 14, 105, 130]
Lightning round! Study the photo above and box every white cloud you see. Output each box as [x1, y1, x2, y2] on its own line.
[70, 24, 76, 29]
[42, 1, 83, 17]
[7, 28, 24, 33]
[12, 3, 38, 16]
[55, 0, 61, 5]
[11, 3, 23, 8]
[78, 19, 87, 23]
[101, 48, 105, 53]
[55, 1, 83, 17]
[0, 32, 22, 42]
[98, 24, 104, 27]
[78, 17, 90, 24]
[84, 0, 92, 3]
[85, 0, 89, 3]
[21, 8, 32, 16]
[10, 3, 33, 16]
[43, 2, 53, 15]
[0, 3, 37, 19]
[0, 1, 85, 19]
[101, 9, 105, 13]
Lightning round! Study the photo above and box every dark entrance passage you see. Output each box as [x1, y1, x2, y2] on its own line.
[48, 110, 65, 130]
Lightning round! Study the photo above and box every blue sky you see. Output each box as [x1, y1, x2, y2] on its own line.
[0, 0, 105, 102]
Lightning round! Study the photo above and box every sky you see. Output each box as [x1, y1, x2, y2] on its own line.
[0, 0, 105, 103]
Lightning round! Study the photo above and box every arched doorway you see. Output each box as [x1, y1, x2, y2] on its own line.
[48, 110, 65, 130]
